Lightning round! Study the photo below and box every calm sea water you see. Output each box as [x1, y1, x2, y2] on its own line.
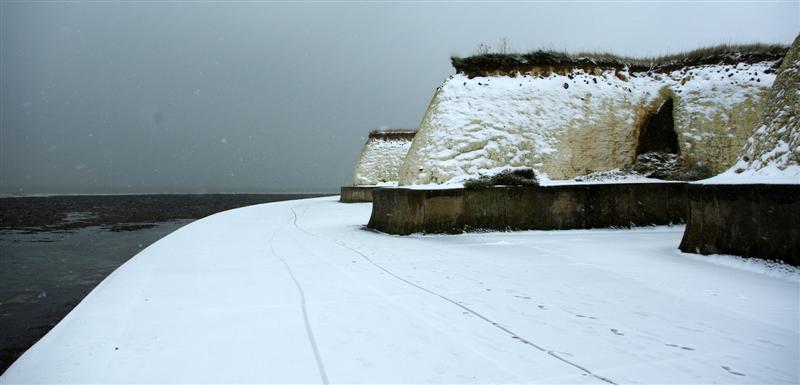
[0, 194, 328, 374]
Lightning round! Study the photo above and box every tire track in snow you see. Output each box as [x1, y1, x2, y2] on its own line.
[283, 208, 529, 381]
[269, 227, 330, 385]
[289, 205, 617, 385]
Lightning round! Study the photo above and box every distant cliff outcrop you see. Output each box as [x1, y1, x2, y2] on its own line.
[351, 129, 416, 186]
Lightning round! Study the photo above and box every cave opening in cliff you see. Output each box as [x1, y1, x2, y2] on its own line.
[636, 99, 679, 155]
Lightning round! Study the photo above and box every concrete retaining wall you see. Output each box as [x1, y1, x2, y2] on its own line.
[679, 184, 800, 265]
[368, 183, 687, 235]
[340, 186, 381, 203]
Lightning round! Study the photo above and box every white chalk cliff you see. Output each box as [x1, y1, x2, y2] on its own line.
[709, 35, 800, 184]
[351, 130, 416, 186]
[399, 55, 781, 185]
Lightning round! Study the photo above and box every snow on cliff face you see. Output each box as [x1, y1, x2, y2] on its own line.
[352, 134, 414, 186]
[399, 61, 777, 185]
[708, 36, 800, 184]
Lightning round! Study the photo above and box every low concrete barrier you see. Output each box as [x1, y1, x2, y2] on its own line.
[368, 183, 687, 235]
[679, 184, 800, 265]
[339, 186, 381, 203]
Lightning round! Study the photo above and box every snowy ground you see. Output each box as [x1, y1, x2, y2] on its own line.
[2, 197, 798, 384]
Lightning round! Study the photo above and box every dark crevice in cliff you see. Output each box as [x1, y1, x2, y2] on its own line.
[630, 99, 710, 180]
[637, 99, 678, 155]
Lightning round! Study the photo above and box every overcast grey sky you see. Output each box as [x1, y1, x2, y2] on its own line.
[1, 1, 797, 194]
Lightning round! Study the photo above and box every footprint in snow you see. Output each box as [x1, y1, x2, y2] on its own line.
[721, 366, 746, 376]
[665, 343, 695, 351]
[610, 328, 624, 336]
[514, 295, 531, 300]
[756, 339, 783, 348]
[537, 305, 546, 310]
[575, 314, 597, 319]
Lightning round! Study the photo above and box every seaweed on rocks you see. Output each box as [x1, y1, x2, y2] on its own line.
[464, 168, 540, 188]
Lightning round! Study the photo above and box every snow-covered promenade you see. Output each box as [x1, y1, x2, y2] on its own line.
[2, 197, 798, 384]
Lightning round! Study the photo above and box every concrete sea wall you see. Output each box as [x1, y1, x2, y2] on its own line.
[679, 184, 800, 265]
[368, 183, 687, 235]
[339, 186, 380, 203]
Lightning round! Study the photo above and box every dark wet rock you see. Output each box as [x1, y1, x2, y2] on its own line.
[0, 194, 328, 232]
[464, 168, 539, 189]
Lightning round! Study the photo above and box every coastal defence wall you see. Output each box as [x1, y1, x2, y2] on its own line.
[368, 183, 687, 235]
[339, 186, 380, 203]
[679, 185, 800, 265]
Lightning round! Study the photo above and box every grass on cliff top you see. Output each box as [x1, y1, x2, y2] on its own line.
[452, 43, 788, 77]
[368, 128, 417, 140]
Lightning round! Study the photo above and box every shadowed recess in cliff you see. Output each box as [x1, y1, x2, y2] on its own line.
[637, 99, 679, 155]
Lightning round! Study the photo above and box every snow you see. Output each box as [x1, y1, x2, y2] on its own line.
[538, 171, 679, 186]
[399, 177, 678, 190]
[397, 167, 679, 189]
[3, 197, 798, 384]
[400, 182, 465, 190]
[701, 164, 800, 184]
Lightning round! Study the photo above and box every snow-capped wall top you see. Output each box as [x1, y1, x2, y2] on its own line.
[453, 44, 787, 78]
[706, 35, 800, 184]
